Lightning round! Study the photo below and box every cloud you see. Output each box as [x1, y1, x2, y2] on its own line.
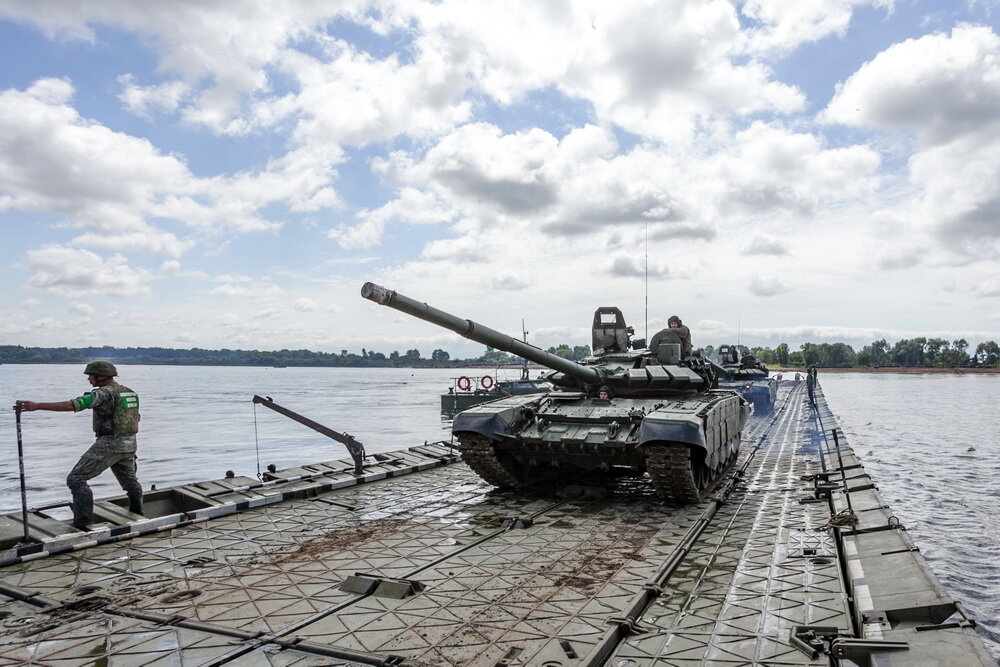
[210, 281, 282, 298]
[974, 279, 1000, 298]
[22, 298, 41, 308]
[0, 78, 342, 263]
[69, 302, 93, 316]
[878, 250, 923, 270]
[743, 236, 788, 256]
[609, 256, 669, 278]
[25, 245, 153, 297]
[293, 297, 318, 311]
[649, 223, 717, 241]
[739, 0, 892, 55]
[491, 275, 529, 291]
[824, 25, 1000, 255]
[117, 75, 189, 117]
[747, 275, 789, 297]
[823, 24, 1000, 145]
[0, 1, 812, 146]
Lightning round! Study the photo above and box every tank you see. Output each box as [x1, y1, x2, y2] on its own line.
[362, 282, 750, 502]
[712, 344, 778, 414]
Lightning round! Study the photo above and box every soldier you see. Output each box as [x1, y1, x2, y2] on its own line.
[14, 361, 143, 530]
[806, 366, 816, 404]
[649, 315, 692, 358]
[740, 352, 760, 370]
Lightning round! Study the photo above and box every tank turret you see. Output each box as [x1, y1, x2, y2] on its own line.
[361, 282, 714, 397]
[361, 282, 749, 503]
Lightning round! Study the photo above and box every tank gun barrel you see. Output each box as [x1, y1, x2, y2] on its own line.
[361, 282, 600, 385]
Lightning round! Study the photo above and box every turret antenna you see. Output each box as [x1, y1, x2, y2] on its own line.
[644, 220, 649, 341]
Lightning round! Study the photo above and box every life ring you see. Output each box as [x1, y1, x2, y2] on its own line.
[457, 376, 472, 391]
[480, 375, 494, 390]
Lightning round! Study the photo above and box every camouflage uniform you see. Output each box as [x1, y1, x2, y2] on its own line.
[68, 382, 143, 526]
[650, 324, 693, 358]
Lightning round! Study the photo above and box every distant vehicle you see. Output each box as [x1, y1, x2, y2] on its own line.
[440, 367, 551, 417]
[712, 345, 777, 414]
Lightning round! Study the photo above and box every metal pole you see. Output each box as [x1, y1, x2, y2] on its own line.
[14, 409, 30, 544]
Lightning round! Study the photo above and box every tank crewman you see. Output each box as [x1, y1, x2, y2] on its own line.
[740, 352, 762, 370]
[597, 385, 614, 400]
[14, 361, 143, 530]
[649, 315, 692, 358]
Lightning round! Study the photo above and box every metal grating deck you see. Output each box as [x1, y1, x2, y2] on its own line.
[0, 383, 992, 666]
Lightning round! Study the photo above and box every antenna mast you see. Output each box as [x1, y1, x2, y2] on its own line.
[644, 221, 649, 341]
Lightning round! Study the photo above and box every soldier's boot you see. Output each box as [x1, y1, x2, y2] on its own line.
[67, 482, 94, 530]
[127, 489, 144, 517]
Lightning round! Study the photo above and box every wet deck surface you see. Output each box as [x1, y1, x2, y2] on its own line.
[0, 383, 991, 665]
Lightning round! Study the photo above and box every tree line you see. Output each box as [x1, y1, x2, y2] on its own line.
[1, 338, 997, 368]
[715, 338, 1000, 368]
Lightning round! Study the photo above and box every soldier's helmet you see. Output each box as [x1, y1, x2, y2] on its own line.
[84, 360, 118, 377]
[667, 315, 682, 325]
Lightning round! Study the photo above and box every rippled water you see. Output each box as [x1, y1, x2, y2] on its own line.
[821, 372, 1000, 659]
[0, 364, 461, 510]
[1, 365, 997, 657]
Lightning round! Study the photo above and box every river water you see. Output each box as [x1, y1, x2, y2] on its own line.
[1, 365, 998, 657]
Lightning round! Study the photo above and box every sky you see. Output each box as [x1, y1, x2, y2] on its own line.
[1, 0, 999, 359]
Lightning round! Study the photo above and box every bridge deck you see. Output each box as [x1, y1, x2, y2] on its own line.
[0, 383, 991, 665]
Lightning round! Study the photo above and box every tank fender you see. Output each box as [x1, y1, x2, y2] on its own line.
[452, 395, 542, 441]
[637, 411, 707, 451]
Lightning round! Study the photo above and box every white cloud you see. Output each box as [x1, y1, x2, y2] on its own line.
[974, 279, 1000, 298]
[69, 302, 93, 316]
[117, 75, 189, 117]
[747, 275, 789, 297]
[609, 256, 670, 278]
[0, 77, 343, 266]
[739, 0, 892, 55]
[743, 236, 788, 256]
[210, 281, 283, 298]
[824, 25, 1000, 255]
[293, 297, 318, 311]
[22, 298, 41, 308]
[25, 246, 153, 297]
[1, 1, 813, 147]
[823, 24, 1000, 145]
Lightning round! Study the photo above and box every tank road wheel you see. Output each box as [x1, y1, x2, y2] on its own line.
[644, 444, 708, 503]
[456, 434, 525, 489]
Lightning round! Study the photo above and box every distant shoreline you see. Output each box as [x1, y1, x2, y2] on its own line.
[771, 366, 1000, 374]
[2, 362, 997, 374]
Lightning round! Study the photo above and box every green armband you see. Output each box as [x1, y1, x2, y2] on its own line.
[72, 393, 95, 411]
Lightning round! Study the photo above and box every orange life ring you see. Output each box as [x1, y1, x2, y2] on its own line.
[457, 376, 472, 391]
[480, 375, 494, 390]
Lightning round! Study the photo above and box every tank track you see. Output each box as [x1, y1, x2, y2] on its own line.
[645, 438, 739, 503]
[456, 434, 523, 488]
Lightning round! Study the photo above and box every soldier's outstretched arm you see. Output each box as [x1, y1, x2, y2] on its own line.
[13, 400, 75, 412]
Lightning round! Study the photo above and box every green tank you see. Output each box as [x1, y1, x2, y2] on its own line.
[712, 344, 778, 414]
[361, 283, 750, 502]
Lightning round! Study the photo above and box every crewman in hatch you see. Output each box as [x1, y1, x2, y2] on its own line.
[14, 361, 144, 530]
[649, 315, 693, 358]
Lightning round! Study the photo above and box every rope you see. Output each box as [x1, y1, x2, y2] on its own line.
[815, 507, 857, 532]
[252, 401, 262, 480]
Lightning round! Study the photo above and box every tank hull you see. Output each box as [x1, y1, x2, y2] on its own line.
[719, 377, 778, 414]
[453, 390, 750, 502]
